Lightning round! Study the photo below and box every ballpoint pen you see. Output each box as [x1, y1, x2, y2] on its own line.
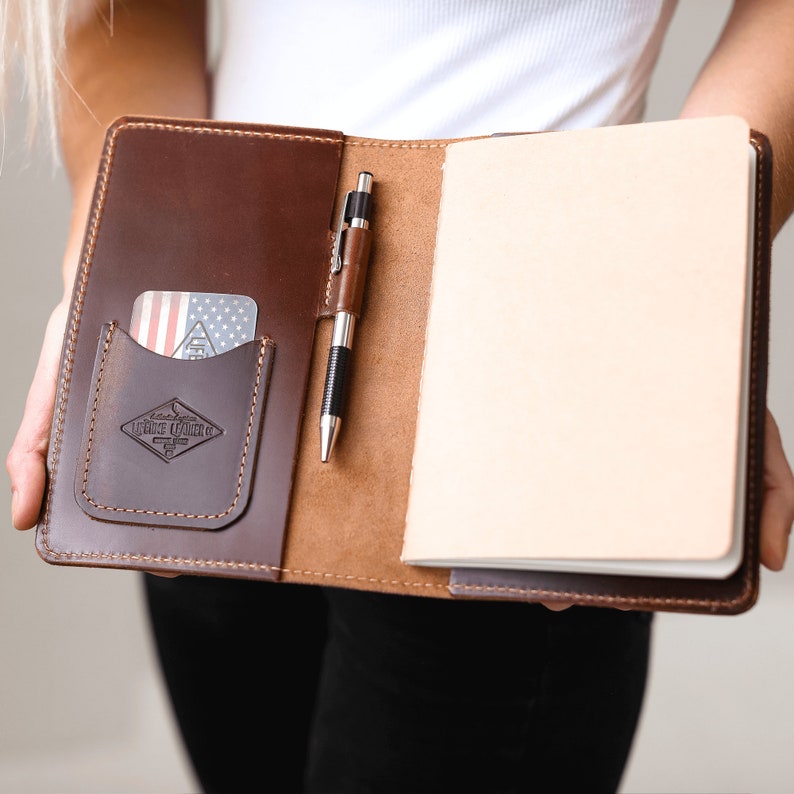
[320, 171, 374, 462]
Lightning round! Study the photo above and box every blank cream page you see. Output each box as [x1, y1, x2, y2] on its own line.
[402, 116, 752, 568]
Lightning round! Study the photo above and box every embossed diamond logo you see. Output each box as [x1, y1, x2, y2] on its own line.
[121, 399, 223, 462]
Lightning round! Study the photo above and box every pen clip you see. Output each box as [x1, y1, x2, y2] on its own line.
[331, 191, 353, 274]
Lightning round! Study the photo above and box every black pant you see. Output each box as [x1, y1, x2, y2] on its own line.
[144, 575, 652, 794]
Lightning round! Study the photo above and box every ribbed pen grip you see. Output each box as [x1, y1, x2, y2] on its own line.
[321, 345, 350, 417]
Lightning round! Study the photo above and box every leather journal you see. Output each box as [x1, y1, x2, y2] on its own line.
[35, 114, 771, 615]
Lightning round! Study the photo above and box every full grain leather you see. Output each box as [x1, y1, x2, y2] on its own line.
[38, 118, 342, 579]
[74, 323, 273, 531]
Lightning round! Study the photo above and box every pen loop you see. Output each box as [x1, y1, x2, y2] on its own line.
[332, 191, 353, 274]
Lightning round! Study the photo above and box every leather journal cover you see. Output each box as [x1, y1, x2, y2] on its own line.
[35, 115, 772, 615]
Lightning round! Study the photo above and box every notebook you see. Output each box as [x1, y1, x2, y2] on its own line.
[402, 116, 757, 580]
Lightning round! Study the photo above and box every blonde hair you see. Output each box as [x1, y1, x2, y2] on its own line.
[0, 0, 69, 148]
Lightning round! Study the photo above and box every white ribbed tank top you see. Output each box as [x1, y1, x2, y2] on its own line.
[213, 0, 678, 137]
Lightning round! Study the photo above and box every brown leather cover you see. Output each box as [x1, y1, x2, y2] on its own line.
[35, 116, 771, 614]
[38, 118, 344, 579]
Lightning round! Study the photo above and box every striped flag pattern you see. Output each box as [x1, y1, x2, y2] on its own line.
[130, 290, 258, 360]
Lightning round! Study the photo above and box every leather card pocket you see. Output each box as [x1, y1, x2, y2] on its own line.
[74, 322, 274, 530]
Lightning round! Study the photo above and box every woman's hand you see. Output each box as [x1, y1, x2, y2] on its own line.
[7, 298, 69, 529]
[759, 408, 794, 570]
[6, 177, 89, 532]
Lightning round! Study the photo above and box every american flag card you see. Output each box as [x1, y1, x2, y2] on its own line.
[130, 290, 258, 360]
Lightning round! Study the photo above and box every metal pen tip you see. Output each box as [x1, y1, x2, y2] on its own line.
[320, 416, 339, 463]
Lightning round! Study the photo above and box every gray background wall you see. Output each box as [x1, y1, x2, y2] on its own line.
[1, 3, 793, 792]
